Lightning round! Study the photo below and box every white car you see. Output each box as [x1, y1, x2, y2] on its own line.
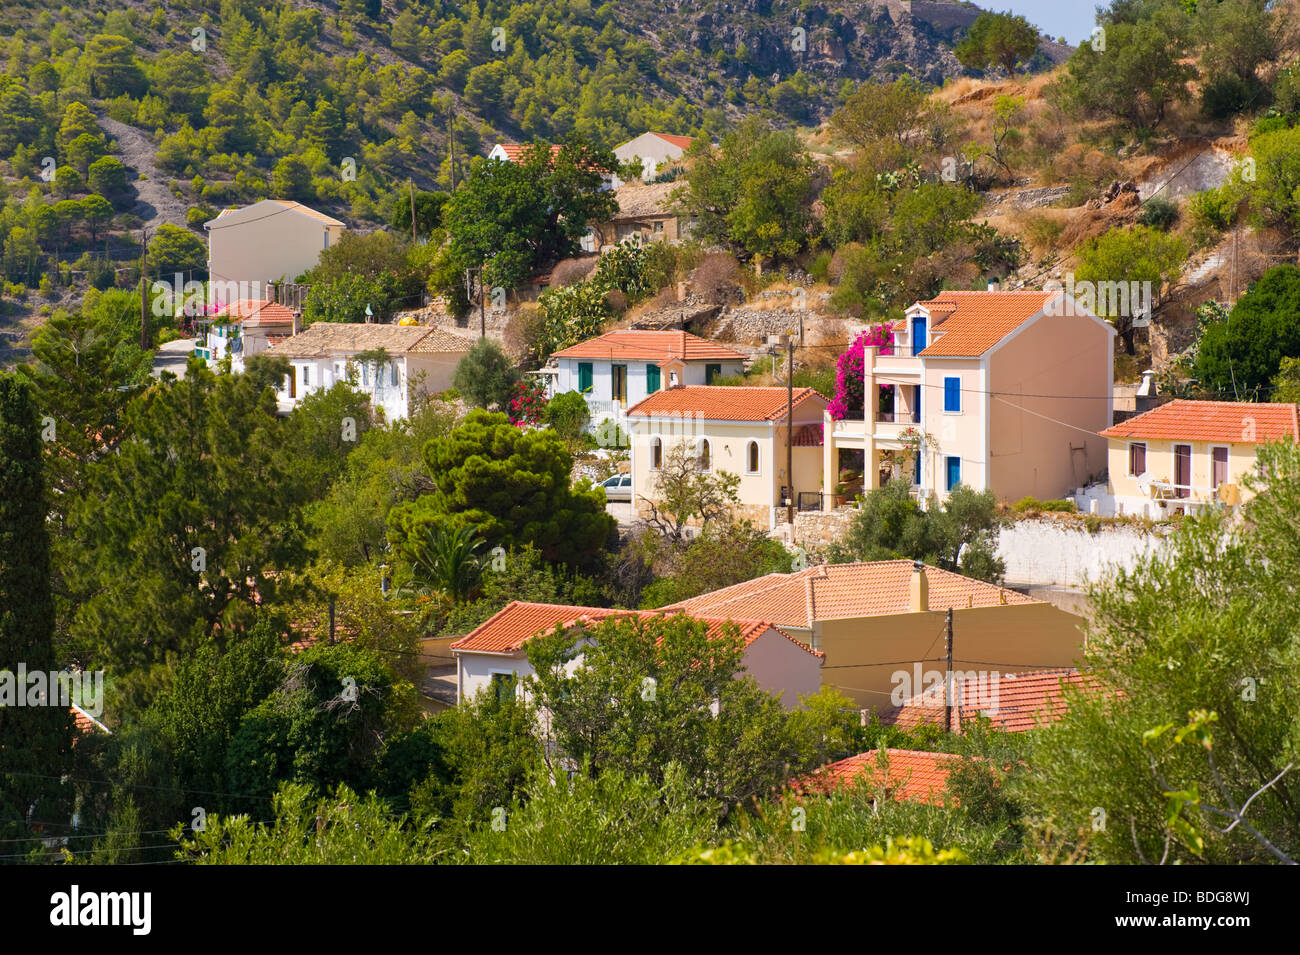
[598, 472, 632, 502]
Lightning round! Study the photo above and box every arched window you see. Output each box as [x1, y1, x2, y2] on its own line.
[650, 437, 662, 470]
[699, 438, 712, 471]
[746, 440, 759, 474]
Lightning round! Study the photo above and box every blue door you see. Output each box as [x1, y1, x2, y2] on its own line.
[913, 384, 921, 422]
[912, 316, 927, 356]
[946, 456, 961, 491]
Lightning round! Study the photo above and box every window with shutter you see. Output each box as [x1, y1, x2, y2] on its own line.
[944, 376, 960, 412]
[577, 362, 593, 393]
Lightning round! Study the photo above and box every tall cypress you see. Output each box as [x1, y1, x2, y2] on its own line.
[0, 375, 72, 849]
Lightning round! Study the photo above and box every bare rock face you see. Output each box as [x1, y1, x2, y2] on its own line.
[625, 0, 1067, 93]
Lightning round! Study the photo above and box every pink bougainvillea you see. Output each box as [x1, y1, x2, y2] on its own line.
[508, 378, 549, 427]
[828, 324, 894, 420]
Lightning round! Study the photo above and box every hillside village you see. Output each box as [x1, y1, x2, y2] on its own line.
[1, 0, 1299, 874]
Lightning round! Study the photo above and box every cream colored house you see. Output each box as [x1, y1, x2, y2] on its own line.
[266, 322, 472, 421]
[625, 386, 830, 530]
[824, 289, 1115, 507]
[450, 601, 823, 709]
[204, 200, 344, 289]
[195, 299, 296, 370]
[669, 560, 1087, 713]
[1097, 399, 1299, 516]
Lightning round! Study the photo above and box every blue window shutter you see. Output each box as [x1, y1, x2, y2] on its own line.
[912, 316, 927, 355]
[944, 376, 960, 412]
[946, 456, 961, 491]
[646, 363, 661, 393]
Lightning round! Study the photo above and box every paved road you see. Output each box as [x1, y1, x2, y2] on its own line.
[152, 337, 199, 379]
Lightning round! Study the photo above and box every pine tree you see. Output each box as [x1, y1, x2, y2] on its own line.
[0, 375, 73, 849]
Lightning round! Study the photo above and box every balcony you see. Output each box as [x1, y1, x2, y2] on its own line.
[585, 398, 625, 419]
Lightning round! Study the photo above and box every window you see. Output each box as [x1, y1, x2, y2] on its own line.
[1173, 444, 1192, 498]
[302, 365, 310, 386]
[653, 220, 663, 234]
[323, 230, 330, 250]
[577, 362, 593, 394]
[646, 363, 661, 394]
[1128, 442, 1147, 476]
[943, 376, 961, 412]
[746, 440, 760, 474]
[361, 362, 369, 386]
[945, 455, 961, 492]
[390, 362, 399, 387]
[699, 438, 712, 471]
[912, 316, 927, 356]
[612, 364, 627, 407]
[650, 437, 662, 470]
[913, 451, 922, 487]
[705, 363, 722, 384]
[1211, 446, 1229, 489]
[490, 672, 516, 703]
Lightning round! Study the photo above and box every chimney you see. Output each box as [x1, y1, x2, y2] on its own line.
[987, 277, 1000, 292]
[910, 560, 928, 613]
[1137, 369, 1157, 397]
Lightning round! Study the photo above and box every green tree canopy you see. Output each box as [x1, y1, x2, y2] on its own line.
[1195, 265, 1300, 397]
[388, 409, 614, 570]
[955, 11, 1041, 75]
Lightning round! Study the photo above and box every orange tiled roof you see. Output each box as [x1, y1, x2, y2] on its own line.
[449, 600, 822, 658]
[667, 560, 1034, 629]
[493, 143, 565, 162]
[212, 299, 295, 326]
[71, 705, 109, 737]
[880, 667, 1097, 733]
[626, 385, 828, 422]
[652, 133, 694, 150]
[909, 290, 1058, 358]
[796, 749, 965, 805]
[1099, 399, 1300, 444]
[553, 330, 745, 363]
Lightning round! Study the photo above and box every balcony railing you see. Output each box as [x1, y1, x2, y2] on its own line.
[875, 409, 921, 424]
[585, 398, 624, 418]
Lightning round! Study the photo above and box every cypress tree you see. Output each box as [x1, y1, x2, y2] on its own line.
[0, 375, 72, 849]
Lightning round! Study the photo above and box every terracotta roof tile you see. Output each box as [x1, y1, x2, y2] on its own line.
[268, 322, 474, 358]
[626, 385, 828, 422]
[1099, 399, 1300, 444]
[209, 299, 295, 326]
[796, 749, 965, 805]
[668, 560, 1034, 628]
[449, 600, 822, 659]
[880, 667, 1098, 733]
[493, 143, 564, 162]
[553, 330, 744, 362]
[911, 290, 1057, 357]
[652, 133, 695, 150]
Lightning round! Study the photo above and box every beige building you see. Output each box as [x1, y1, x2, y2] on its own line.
[450, 601, 823, 710]
[587, 182, 684, 250]
[825, 289, 1115, 507]
[204, 199, 344, 288]
[1098, 399, 1299, 516]
[669, 560, 1087, 713]
[266, 322, 472, 421]
[625, 386, 830, 530]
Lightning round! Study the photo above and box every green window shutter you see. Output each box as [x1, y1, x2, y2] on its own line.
[578, 362, 593, 393]
[646, 363, 661, 393]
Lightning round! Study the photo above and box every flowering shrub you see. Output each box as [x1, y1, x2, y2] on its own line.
[508, 377, 549, 426]
[828, 324, 894, 420]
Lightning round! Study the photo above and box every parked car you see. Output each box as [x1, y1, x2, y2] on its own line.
[598, 472, 632, 502]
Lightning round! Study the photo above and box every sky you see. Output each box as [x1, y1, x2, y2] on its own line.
[991, 1, 1101, 45]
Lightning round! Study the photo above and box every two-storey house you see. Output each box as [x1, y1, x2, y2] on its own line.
[823, 289, 1115, 506]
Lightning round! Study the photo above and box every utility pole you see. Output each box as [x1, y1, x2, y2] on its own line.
[448, 109, 456, 189]
[328, 597, 336, 645]
[944, 607, 954, 733]
[408, 179, 417, 243]
[465, 266, 486, 338]
[786, 338, 794, 525]
[138, 226, 151, 351]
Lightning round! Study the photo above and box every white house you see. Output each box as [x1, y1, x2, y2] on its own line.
[612, 132, 694, 187]
[450, 601, 824, 709]
[551, 330, 746, 431]
[486, 142, 616, 190]
[204, 199, 344, 290]
[266, 322, 473, 421]
[194, 299, 296, 370]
